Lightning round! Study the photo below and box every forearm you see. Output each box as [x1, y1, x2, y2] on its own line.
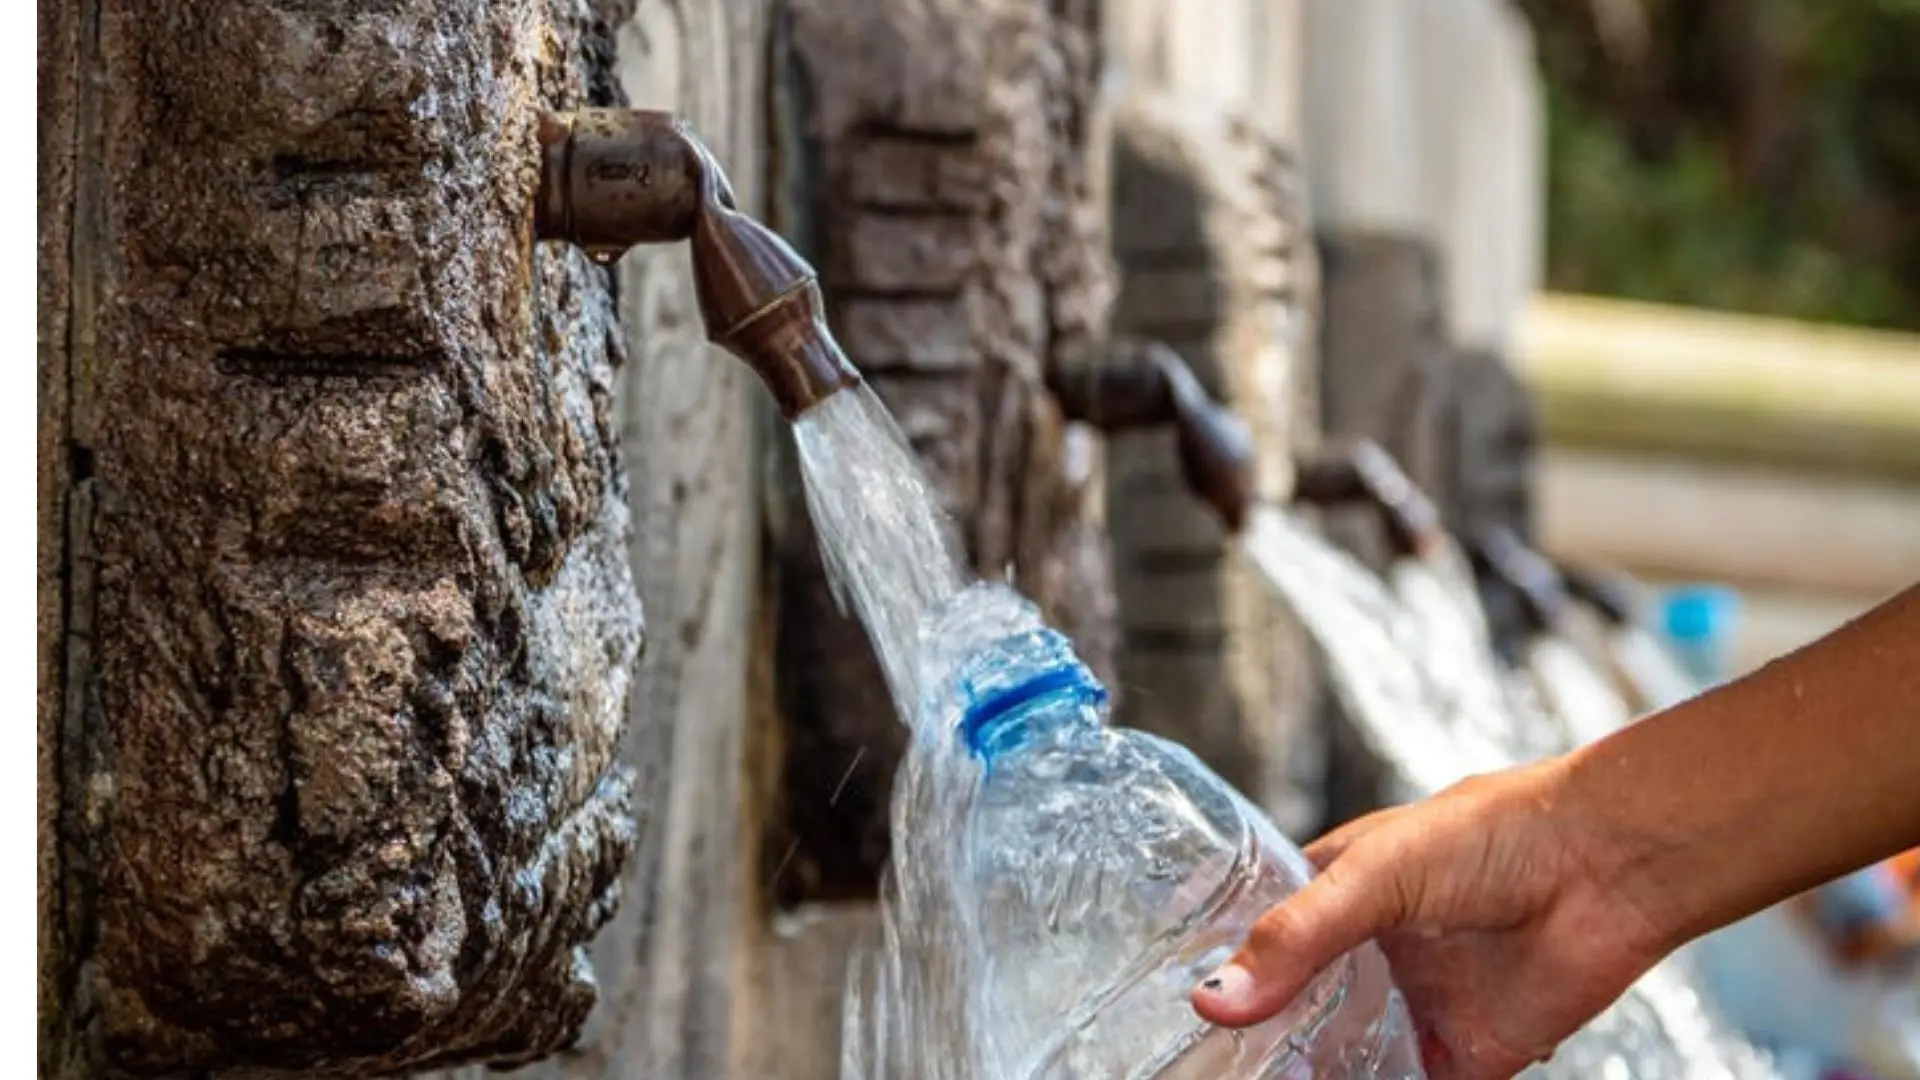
[1567, 584, 1920, 954]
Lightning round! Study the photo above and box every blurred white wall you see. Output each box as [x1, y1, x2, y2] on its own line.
[1103, 0, 1302, 140]
[1299, 0, 1545, 354]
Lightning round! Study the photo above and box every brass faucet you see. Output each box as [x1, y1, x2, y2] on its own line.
[1290, 438, 1446, 559]
[1046, 337, 1257, 533]
[533, 109, 860, 420]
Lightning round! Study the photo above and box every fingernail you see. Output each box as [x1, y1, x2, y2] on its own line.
[1195, 963, 1253, 1006]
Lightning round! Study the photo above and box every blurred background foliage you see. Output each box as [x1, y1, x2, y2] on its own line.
[1515, 0, 1920, 329]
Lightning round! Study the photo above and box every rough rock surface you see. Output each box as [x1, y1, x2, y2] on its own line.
[40, 0, 645, 1073]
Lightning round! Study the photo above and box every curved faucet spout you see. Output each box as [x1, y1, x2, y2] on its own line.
[1047, 337, 1256, 533]
[1290, 439, 1445, 559]
[1560, 564, 1639, 627]
[1467, 525, 1573, 634]
[533, 108, 860, 420]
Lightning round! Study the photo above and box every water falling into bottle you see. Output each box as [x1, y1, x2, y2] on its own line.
[790, 383, 970, 718]
[788, 384, 1434, 1079]
[784, 379, 998, 1078]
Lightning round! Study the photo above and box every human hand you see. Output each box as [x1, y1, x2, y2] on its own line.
[1190, 760, 1672, 1080]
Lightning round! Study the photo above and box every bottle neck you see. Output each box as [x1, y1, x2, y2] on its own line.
[959, 667, 1107, 763]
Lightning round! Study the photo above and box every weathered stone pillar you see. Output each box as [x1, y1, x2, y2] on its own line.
[1296, 0, 1550, 821]
[1096, 0, 1327, 837]
[1102, 93, 1328, 837]
[40, 0, 645, 1075]
[1301, 0, 1547, 557]
[417, 4, 779, 1079]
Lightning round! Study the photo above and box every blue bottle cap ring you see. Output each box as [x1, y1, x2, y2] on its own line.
[950, 627, 1108, 757]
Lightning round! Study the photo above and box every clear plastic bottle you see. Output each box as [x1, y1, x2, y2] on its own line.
[919, 586, 1427, 1080]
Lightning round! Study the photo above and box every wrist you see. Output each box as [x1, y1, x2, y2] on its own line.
[1549, 585, 1920, 967]
[1553, 738, 1715, 960]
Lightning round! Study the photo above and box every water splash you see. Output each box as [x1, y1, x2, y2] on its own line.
[836, 589, 1045, 1080]
[840, 728, 990, 1080]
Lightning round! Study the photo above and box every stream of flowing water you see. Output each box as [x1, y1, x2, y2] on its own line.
[790, 386, 1004, 1079]
[791, 384, 970, 712]
[1239, 508, 1515, 794]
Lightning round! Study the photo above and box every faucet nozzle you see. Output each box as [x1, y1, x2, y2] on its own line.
[1048, 338, 1256, 533]
[1291, 439, 1446, 559]
[534, 109, 860, 420]
[1467, 525, 1572, 633]
[1560, 564, 1639, 627]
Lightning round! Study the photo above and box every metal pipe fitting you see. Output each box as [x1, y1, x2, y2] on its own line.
[1047, 337, 1256, 532]
[534, 110, 711, 257]
[1467, 524, 1573, 633]
[1561, 564, 1640, 627]
[1290, 438, 1446, 559]
[534, 108, 860, 420]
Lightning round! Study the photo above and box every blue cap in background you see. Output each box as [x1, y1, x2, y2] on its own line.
[1659, 584, 1744, 687]
[1661, 584, 1743, 644]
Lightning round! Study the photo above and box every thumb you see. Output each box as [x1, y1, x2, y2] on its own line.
[1189, 855, 1406, 1028]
